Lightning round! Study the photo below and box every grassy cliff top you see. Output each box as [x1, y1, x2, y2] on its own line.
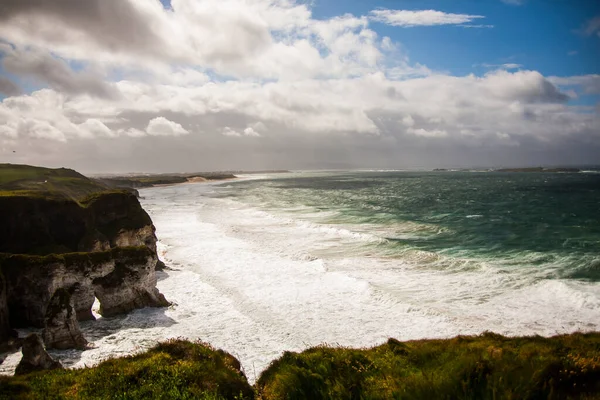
[257, 331, 600, 399]
[0, 339, 253, 400]
[0, 164, 110, 201]
[1, 333, 599, 399]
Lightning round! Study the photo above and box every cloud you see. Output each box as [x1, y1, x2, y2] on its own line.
[0, 0, 597, 171]
[481, 70, 569, 103]
[1, 47, 120, 99]
[222, 127, 241, 137]
[0, 70, 579, 147]
[221, 126, 261, 137]
[501, 0, 525, 5]
[407, 127, 448, 138]
[549, 75, 600, 95]
[0, 0, 393, 81]
[243, 127, 261, 137]
[78, 119, 116, 138]
[0, 0, 169, 63]
[582, 16, 600, 37]
[480, 63, 522, 70]
[0, 76, 22, 96]
[118, 128, 147, 138]
[146, 117, 189, 136]
[369, 9, 485, 27]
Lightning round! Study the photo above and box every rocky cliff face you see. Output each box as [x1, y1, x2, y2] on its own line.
[0, 191, 155, 255]
[0, 270, 10, 343]
[0, 189, 168, 348]
[14, 333, 62, 375]
[42, 286, 87, 350]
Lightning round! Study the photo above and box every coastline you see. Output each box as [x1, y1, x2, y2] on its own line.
[151, 176, 239, 187]
[2, 170, 599, 391]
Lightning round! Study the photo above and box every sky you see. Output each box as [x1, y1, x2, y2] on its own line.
[0, 0, 599, 173]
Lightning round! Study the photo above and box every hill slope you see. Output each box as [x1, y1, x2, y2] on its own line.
[0, 164, 109, 201]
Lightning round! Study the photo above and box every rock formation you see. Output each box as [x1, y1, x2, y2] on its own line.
[93, 248, 168, 317]
[42, 286, 87, 350]
[2, 247, 168, 331]
[0, 165, 169, 350]
[0, 269, 10, 343]
[14, 333, 62, 375]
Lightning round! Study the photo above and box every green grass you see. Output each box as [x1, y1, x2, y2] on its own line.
[0, 340, 254, 400]
[0, 164, 108, 201]
[256, 332, 600, 400]
[1, 334, 599, 399]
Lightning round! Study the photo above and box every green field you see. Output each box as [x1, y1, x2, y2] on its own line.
[0, 164, 109, 200]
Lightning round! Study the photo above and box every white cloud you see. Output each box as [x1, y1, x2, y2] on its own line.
[221, 125, 261, 137]
[79, 119, 116, 138]
[146, 117, 189, 136]
[0, 0, 390, 81]
[222, 127, 241, 137]
[369, 9, 485, 27]
[0, 0, 597, 170]
[407, 127, 448, 138]
[0, 70, 582, 146]
[20, 119, 67, 142]
[480, 63, 522, 70]
[243, 127, 261, 137]
[118, 128, 147, 138]
[548, 75, 600, 95]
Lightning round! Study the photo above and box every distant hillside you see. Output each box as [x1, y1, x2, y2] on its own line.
[495, 167, 581, 173]
[98, 172, 237, 189]
[0, 164, 110, 200]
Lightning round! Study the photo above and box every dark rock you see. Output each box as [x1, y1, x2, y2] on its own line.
[94, 249, 169, 317]
[2, 252, 114, 328]
[14, 333, 62, 375]
[155, 259, 166, 271]
[0, 269, 10, 343]
[0, 191, 153, 255]
[42, 286, 87, 350]
[2, 247, 167, 328]
[0, 175, 169, 344]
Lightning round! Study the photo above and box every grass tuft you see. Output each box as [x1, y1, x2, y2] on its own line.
[0, 339, 254, 400]
[256, 332, 600, 400]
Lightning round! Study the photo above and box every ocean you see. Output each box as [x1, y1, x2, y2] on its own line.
[2, 170, 599, 382]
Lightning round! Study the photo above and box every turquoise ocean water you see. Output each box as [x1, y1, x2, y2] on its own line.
[213, 171, 600, 282]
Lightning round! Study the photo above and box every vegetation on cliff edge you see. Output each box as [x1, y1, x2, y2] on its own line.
[257, 332, 600, 400]
[0, 339, 253, 400]
[1, 333, 599, 399]
[0, 164, 110, 201]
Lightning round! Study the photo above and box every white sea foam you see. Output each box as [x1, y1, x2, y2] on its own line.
[2, 179, 599, 382]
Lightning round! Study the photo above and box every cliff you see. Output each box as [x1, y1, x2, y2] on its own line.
[0, 164, 168, 348]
